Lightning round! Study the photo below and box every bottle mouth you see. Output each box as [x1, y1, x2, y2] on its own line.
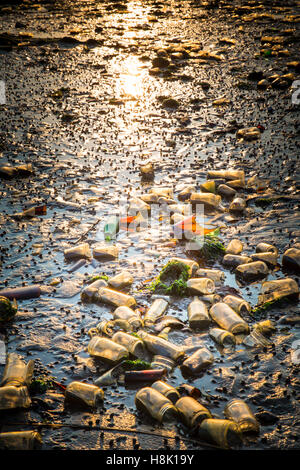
[159, 403, 177, 423]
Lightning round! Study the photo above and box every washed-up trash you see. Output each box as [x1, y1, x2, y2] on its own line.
[0, 285, 41, 301]
[229, 198, 246, 213]
[125, 369, 166, 383]
[149, 187, 174, 199]
[186, 278, 215, 295]
[195, 269, 225, 283]
[250, 252, 278, 268]
[88, 336, 128, 364]
[209, 328, 236, 347]
[188, 297, 210, 330]
[181, 348, 214, 375]
[200, 180, 216, 193]
[1, 353, 34, 387]
[178, 185, 196, 201]
[67, 258, 88, 273]
[226, 239, 243, 255]
[104, 215, 119, 239]
[128, 197, 150, 215]
[96, 287, 136, 308]
[135, 387, 178, 423]
[113, 306, 143, 330]
[282, 247, 300, 273]
[198, 419, 242, 449]
[64, 243, 91, 260]
[257, 278, 299, 306]
[236, 127, 261, 141]
[93, 244, 119, 261]
[191, 230, 226, 261]
[209, 303, 249, 335]
[154, 315, 185, 333]
[112, 331, 144, 358]
[144, 298, 168, 327]
[108, 271, 133, 290]
[12, 205, 47, 220]
[217, 184, 237, 198]
[176, 396, 212, 428]
[150, 355, 175, 373]
[254, 320, 276, 336]
[0, 164, 33, 179]
[235, 261, 269, 282]
[223, 295, 251, 316]
[0, 297, 17, 322]
[65, 381, 104, 409]
[138, 330, 185, 362]
[201, 294, 222, 304]
[177, 383, 201, 399]
[207, 170, 245, 182]
[222, 254, 252, 268]
[243, 329, 274, 348]
[190, 192, 222, 211]
[151, 380, 181, 404]
[256, 242, 278, 255]
[0, 385, 31, 410]
[148, 261, 190, 296]
[168, 257, 199, 276]
[97, 319, 131, 336]
[224, 399, 260, 434]
[0, 431, 42, 450]
[81, 279, 108, 302]
[140, 162, 154, 181]
[94, 361, 126, 386]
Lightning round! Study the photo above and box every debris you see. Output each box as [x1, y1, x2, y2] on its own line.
[176, 396, 212, 428]
[65, 382, 104, 409]
[88, 336, 129, 364]
[188, 297, 211, 330]
[181, 347, 214, 375]
[135, 387, 178, 423]
[224, 399, 260, 434]
[209, 302, 249, 335]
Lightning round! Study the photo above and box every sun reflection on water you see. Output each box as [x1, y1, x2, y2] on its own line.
[115, 56, 145, 99]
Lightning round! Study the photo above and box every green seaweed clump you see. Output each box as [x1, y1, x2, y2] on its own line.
[0, 296, 17, 322]
[29, 375, 55, 394]
[148, 260, 190, 296]
[192, 229, 225, 260]
[123, 360, 152, 371]
[88, 274, 109, 284]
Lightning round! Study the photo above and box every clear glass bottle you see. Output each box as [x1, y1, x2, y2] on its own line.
[0, 385, 31, 410]
[224, 399, 260, 433]
[198, 419, 242, 449]
[176, 384, 201, 399]
[64, 243, 91, 260]
[222, 254, 252, 268]
[1, 353, 34, 387]
[209, 328, 236, 347]
[187, 278, 215, 295]
[175, 396, 212, 428]
[81, 279, 108, 302]
[150, 355, 175, 373]
[113, 306, 143, 330]
[258, 277, 299, 305]
[112, 331, 144, 358]
[181, 348, 214, 375]
[151, 380, 181, 404]
[195, 269, 225, 283]
[223, 295, 251, 315]
[256, 242, 278, 255]
[88, 336, 128, 364]
[96, 287, 136, 308]
[137, 331, 185, 362]
[0, 431, 42, 450]
[209, 302, 249, 335]
[188, 297, 210, 330]
[144, 298, 168, 326]
[135, 386, 177, 423]
[207, 169, 245, 182]
[190, 192, 221, 210]
[65, 381, 104, 408]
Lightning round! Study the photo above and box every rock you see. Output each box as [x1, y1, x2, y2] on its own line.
[226, 239, 243, 255]
[282, 247, 300, 273]
[229, 197, 246, 212]
[235, 261, 269, 282]
[236, 127, 261, 141]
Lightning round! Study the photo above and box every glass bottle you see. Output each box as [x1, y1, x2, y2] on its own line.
[209, 302, 249, 335]
[0, 431, 42, 450]
[0, 385, 31, 410]
[209, 328, 236, 347]
[175, 396, 212, 428]
[181, 348, 214, 375]
[222, 254, 252, 268]
[135, 387, 177, 423]
[226, 239, 243, 255]
[151, 380, 181, 404]
[144, 298, 168, 327]
[223, 295, 251, 315]
[88, 336, 128, 364]
[64, 243, 91, 260]
[125, 369, 166, 383]
[198, 419, 242, 449]
[150, 355, 175, 373]
[81, 279, 108, 302]
[188, 297, 210, 330]
[137, 331, 185, 362]
[113, 306, 143, 330]
[186, 278, 215, 295]
[224, 399, 260, 433]
[112, 331, 144, 358]
[1, 353, 34, 387]
[256, 242, 278, 255]
[65, 381, 104, 408]
[176, 384, 201, 399]
[195, 269, 225, 283]
[96, 287, 136, 308]
[190, 192, 222, 210]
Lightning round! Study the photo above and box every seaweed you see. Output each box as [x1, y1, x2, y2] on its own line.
[191, 229, 225, 260]
[148, 260, 190, 296]
[123, 359, 152, 371]
[87, 274, 109, 284]
[29, 375, 55, 394]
